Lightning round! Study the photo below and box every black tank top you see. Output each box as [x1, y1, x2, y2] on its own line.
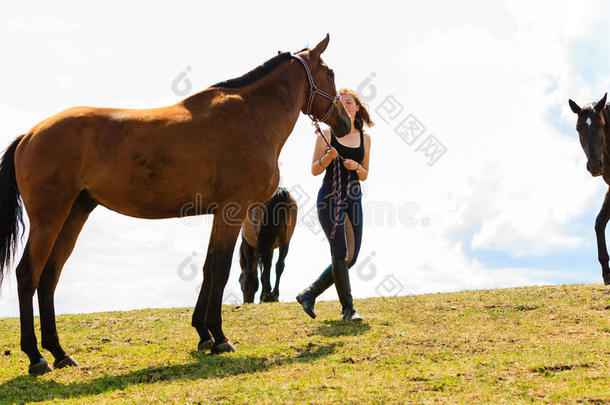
[322, 128, 365, 185]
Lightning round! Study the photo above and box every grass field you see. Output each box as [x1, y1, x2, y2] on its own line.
[1, 284, 609, 404]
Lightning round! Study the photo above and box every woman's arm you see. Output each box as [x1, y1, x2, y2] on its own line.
[311, 129, 338, 176]
[355, 132, 371, 181]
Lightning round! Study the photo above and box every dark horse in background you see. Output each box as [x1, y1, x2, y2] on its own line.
[0, 34, 351, 375]
[239, 187, 297, 303]
[569, 93, 610, 285]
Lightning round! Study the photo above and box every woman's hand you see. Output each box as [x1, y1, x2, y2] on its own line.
[325, 147, 338, 160]
[312, 131, 339, 176]
[342, 159, 359, 170]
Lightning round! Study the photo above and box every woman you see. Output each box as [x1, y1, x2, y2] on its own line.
[296, 88, 373, 321]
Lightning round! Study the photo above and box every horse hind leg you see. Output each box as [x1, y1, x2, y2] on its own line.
[238, 236, 258, 304]
[259, 249, 274, 303]
[17, 196, 76, 375]
[38, 191, 96, 369]
[271, 243, 289, 302]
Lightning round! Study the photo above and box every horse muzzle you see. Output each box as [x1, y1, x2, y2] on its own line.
[587, 160, 603, 177]
[334, 115, 351, 137]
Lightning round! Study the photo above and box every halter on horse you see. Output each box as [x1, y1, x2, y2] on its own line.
[292, 54, 351, 239]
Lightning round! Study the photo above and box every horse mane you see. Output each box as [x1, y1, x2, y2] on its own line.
[210, 52, 293, 89]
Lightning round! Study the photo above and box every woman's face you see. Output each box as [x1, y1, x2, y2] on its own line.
[340, 93, 359, 122]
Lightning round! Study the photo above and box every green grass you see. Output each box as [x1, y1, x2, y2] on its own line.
[1, 284, 609, 404]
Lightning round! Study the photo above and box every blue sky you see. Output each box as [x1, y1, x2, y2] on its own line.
[462, 16, 610, 282]
[1, 1, 609, 317]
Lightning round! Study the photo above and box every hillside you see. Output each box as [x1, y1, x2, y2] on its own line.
[1, 284, 609, 403]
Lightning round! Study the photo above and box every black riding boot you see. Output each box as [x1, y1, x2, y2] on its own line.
[296, 264, 334, 319]
[332, 257, 363, 321]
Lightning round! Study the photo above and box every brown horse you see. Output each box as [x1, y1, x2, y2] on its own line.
[568, 93, 610, 285]
[239, 187, 297, 303]
[0, 34, 351, 375]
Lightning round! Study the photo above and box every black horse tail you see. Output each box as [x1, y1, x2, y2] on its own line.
[0, 135, 25, 289]
[257, 187, 291, 269]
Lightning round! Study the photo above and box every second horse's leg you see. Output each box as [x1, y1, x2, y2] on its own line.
[259, 249, 274, 303]
[238, 237, 258, 303]
[595, 188, 610, 285]
[271, 243, 289, 301]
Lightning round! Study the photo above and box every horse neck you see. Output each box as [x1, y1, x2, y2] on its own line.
[240, 59, 308, 156]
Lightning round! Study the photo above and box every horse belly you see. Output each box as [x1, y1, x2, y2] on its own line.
[85, 139, 217, 219]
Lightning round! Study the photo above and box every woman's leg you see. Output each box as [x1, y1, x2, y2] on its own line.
[332, 183, 363, 320]
[297, 183, 364, 321]
[318, 186, 349, 260]
[320, 182, 363, 321]
[295, 263, 333, 319]
[296, 183, 339, 318]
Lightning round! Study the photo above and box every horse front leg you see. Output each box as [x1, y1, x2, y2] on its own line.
[192, 218, 217, 351]
[595, 188, 610, 285]
[205, 205, 245, 354]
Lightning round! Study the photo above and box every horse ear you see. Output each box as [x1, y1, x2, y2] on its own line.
[569, 99, 581, 114]
[311, 33, 330, 58]
[595, 93, 607, 114]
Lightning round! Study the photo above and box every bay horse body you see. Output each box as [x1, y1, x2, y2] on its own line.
[0, 34, 351, 375]
[239, 187, 297, 303]
[569, 93, 610, 285]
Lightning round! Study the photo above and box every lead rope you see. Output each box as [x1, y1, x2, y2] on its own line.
[313, 122, 351, 239]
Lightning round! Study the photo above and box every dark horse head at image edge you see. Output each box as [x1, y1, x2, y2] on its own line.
[568, 92, 610, 285]
[569, 93, 607, 177]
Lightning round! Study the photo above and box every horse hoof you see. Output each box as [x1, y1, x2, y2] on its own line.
[28, 359, 53, 375]
[604, 275, 610, 285]
[197, 339, 215, 351]
[211, 341, 236, 354]
[260, 292, 275, 303]
[54, 355, 78, 369]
